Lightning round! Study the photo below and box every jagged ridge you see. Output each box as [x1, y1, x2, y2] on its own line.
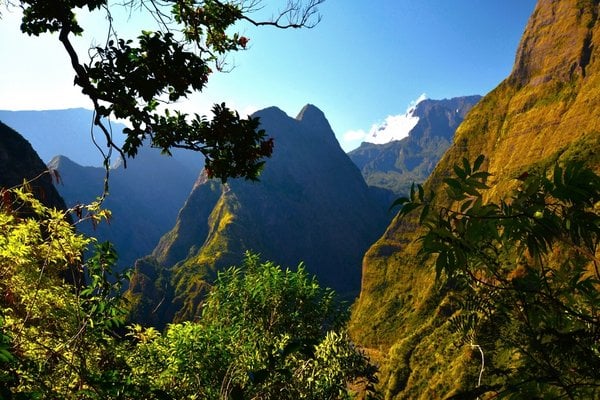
[348, 96, 482, 202]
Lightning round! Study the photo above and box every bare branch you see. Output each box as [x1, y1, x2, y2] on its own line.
[239, 0, 324, 29]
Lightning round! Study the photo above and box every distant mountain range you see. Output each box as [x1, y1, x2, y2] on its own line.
[0, 108, 125, 167]
[48, 149, 199, 269]
[348, 96, 481, 202]
[0, 108, 203, 172]
[127, 105, 390, 326]
[0, 108, 204, 268]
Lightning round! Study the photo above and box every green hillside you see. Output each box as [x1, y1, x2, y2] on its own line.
[350, 0, 600, 398]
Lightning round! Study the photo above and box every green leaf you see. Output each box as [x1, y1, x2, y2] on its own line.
[389, 197, 410, 211]
[398, 202, 422, 217]
[462, 157, 472, 175]
[444, 178, 464, 193]
[473, 154, 485, 172]
[453, 164, 467, 179]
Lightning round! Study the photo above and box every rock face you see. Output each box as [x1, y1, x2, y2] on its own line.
[128, 105, 389, 326]
[349, 0, 600, 398]
[348, 96, 481, 203]
[0, 120, 67, 211]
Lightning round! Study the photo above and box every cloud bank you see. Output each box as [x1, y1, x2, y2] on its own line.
[341, 94, 427, 150]
[364, 93, 427, 144]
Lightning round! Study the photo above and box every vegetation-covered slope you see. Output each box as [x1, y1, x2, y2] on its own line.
[350, 0, 600, 398]
[128, 105, 389, 325]
[348, 96, 481, 201]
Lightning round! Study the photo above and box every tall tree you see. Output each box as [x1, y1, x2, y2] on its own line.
[7, 0, 323, 181]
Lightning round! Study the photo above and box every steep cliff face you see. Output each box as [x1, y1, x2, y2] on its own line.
[0, 121, 67, 211]
[349, 96, 481, 201]
[128, 105, 389, 325]
[350, 0, 600, 398]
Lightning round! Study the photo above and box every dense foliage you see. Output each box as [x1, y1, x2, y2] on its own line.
[0, 188, 129, 398]
[0, 186, 377, 399]
[128, 253, 378, 399]
[394, 156, 600, 398]
[9, 0, 323, 180]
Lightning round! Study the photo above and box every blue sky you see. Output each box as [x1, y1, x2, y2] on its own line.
[0, 1, 537, 152]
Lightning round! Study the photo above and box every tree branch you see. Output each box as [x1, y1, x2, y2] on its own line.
[58, 22, 127, 169]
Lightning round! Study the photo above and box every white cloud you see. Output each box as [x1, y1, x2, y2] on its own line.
[343, 129, 368, 142]
[364, 93, 427, 145]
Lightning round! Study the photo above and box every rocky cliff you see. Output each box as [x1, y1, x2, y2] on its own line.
[128, 105, 389, 326]
[350, 0, 600, 398]
[0, 120, 67, 211]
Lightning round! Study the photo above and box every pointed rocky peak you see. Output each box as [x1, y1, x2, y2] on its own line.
[296, 104, 330, 128]
[295, 104, 337, 146]
[47, 154, 74, 170]
[296, 103, 324, 120]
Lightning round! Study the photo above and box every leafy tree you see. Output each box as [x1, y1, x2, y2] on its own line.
[393, 156, 600, 398]
[127, 252, 379, 399]
[6, 0, 324, 181]
[0, 187, 132, 398]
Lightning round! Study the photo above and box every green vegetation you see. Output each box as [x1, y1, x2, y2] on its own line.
[350, 4, 600, 395]
[393, 156, 600, 398]
[0, 188, 129, 398]
[0, 185, 377, 399]
[128, 253, 378, 399]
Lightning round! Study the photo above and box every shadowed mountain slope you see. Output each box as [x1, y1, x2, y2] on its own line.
[49, 146, 199, 270]
[0, 120, 66, 211]
[128, 105, 389, 326]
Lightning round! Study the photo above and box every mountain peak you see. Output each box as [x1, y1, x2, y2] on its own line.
[294, 104, 337, 146]
[253, 106, 286, 118]
[295, 104, 325, 122]
[47, 154, 76, 170]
